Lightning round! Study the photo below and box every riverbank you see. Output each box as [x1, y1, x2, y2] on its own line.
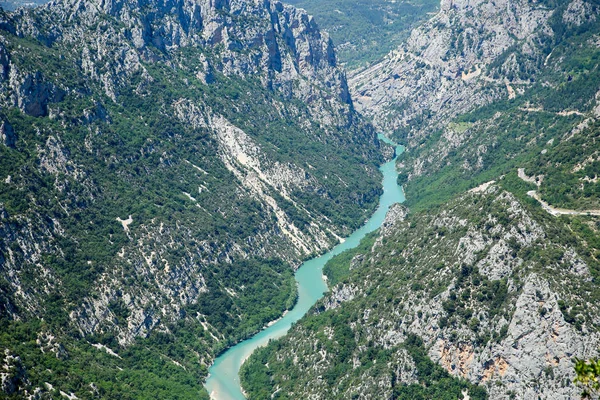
[204, 134, 405, 399]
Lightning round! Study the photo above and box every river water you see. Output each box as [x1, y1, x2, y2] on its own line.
[205, 134, 405, 399]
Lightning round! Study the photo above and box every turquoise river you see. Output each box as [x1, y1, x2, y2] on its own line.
[205, 134, 405, 399]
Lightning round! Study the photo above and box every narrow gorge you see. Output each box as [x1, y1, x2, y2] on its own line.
[206, 135, 404, 399]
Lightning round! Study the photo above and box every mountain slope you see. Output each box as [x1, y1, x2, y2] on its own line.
[350, 0, 599, 142]
[242, 184, 600, 399]
[343, 0, 600, 214]
[0, 0, 384, 397]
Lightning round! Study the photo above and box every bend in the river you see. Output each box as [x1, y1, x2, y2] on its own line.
[205, 134, 405, 399]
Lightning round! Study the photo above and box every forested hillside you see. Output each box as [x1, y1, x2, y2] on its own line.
[242, 181, 600, 399]
[394, 9, 600, 211]
[0, 0, 384, 397]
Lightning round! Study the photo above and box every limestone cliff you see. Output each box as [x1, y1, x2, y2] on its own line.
[349, 0, 598, 143]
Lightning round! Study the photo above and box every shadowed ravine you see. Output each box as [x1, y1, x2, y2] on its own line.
[204, 134, 405, 399]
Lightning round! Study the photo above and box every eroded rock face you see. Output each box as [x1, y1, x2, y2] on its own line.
[427, 273, 593, 399]
[0, 40, 10, 81]
[349, 0, 592, 142]
[5, 0, 350, 115]
[379, 203, 408, 238]
[0, 350, 27, 395]
[563, 0, 597, 26]
[9, 70, 64, 116]
[386, 189, 599, 398]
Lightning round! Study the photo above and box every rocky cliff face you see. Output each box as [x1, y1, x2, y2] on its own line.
[349, 0, 600, 218]
[7, 0, 351, 116]
[0, 0, 383, 396]
[242, 185, 600, 399]
[349, 0, 598, 142]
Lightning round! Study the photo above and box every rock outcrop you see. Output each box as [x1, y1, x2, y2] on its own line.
[5, 0, 351, 118]
[0, 119, 15, 147]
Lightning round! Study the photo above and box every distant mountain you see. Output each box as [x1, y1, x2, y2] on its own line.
[346, 0, 600, 212]
[0, 0, 384, 397]
[0, 0, 44, 11]
[283, 0, 439, 69]
[350, 0, 599, 142]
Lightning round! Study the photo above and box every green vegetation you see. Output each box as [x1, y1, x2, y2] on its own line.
[442, 266, 509, 331]
[192, 259, 298, 346]
[0, 319, 210, 399]
[396, 11, 600, 213]
[323, 231, 377, 286]
[529, 119, 600, 210]
[399, 103, 585, 213]
[446, 121, 473, 134]
[0, 260, 297, 398]
[242, 316, 488, 400]
[574, 357, 600, 399]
